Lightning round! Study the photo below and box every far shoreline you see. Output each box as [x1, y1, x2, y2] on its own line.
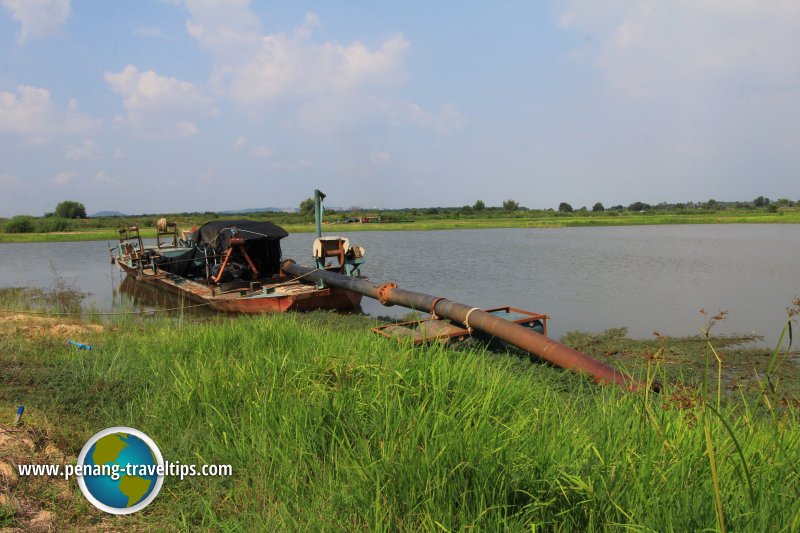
[1, 211, 798, 244]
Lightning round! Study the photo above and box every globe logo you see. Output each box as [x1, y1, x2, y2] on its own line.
[77, 427, 164, 514]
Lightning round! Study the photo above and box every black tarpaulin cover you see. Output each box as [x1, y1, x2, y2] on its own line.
[194, 220, 288, 246]
[192, 220, 289, 278]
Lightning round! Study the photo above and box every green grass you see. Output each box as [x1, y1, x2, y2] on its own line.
[1, 209, 799, 242]
[1, 303, 799, 530]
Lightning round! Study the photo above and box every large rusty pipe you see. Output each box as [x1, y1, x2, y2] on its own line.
[282, 260, 640, 389]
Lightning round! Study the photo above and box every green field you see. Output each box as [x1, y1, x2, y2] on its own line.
[1, 208, 799, 243]
[1, 289, 798, 530]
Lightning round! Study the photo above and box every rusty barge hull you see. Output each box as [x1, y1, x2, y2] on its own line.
[117, 261, 362, 314]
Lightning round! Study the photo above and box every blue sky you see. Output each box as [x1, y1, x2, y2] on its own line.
[1, 1, 798, 216]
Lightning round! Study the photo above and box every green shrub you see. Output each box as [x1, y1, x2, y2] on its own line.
[4, 215, 36, 233]
[36, 217, 71, 232]
[54, 200, 87, 219]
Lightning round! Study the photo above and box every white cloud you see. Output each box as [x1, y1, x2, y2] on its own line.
[224, 27, 409, 103]
[234, 135, 248, 147]
[104, 65, 215, 137]
[64, 98, 98, 132]
[92, 171, 121, 186]
[104, 65, 210, 114]
[174, 120, 199, 137]
[1, 0, 70, 43]
[370, 150, 390, 164]
[252, 144, 272, 157]
[551, 1, 800, 200]
[65, 139, 98, 160]
[267, 159, 315, 171]
[179, 3, 464, 134]
[556, 1, 800, 100]
[52, 171, 74, 185]
[0, 85, 53, 136]
[0, 172, 20, 187]
[134, 26, 167, 39]
[185, 0, 262, 62]
[184, 5, 409, 103]
[0, 85, 97, 141]
[396, 102, 467, 135]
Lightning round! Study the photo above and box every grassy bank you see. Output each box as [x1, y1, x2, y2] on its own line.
[1, 294, 799, 530]
[1, 209, 799, 243]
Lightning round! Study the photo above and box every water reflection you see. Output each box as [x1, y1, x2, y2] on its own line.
[113, 276, 214, 316]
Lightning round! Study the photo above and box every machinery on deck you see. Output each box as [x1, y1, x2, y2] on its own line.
[108, 191, 366, 313]
[311, 190, 365, 277]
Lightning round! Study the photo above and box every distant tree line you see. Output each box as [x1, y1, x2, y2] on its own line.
[2, 196, 798, 234]
[553, 196, 796, 214]
[2, 201, 86, 233]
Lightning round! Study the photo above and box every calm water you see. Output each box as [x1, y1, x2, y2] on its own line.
[1, 225, 798, 344]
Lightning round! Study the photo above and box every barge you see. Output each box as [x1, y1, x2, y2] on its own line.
[110, 192, 365, 313]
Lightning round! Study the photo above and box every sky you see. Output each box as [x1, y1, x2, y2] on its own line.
[1, 1, 799, 216]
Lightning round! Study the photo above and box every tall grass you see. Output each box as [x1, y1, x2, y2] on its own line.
[3, 309, 798, 530]
[3, 215, 36, 233]
[35, 217, 71, 233]
[1, 215, 69, 236]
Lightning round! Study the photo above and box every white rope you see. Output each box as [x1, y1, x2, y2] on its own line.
[209, 226, 282, 246]
[463, 307, 480, 333]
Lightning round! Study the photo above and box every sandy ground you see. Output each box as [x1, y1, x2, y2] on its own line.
[0, 424, 74, 532]
[0, 315, 113, 531]
[0, 314, 103, 340]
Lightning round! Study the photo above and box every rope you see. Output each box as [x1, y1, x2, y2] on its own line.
[0, 269, 322, 317]
[268, 268, 320, 287]
[141, 252, 225, 266]
[208, 227, 282, 246]
[429, 297, 445, 320]
[0, 300, 219, 317]
[463, 307, 480, 333]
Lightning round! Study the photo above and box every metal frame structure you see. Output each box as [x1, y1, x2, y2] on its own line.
[373, 306, 549, 345]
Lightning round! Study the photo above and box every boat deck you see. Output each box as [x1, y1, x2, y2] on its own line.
[122, 265, 362, 313]
[138, 268, 321, 299]
[111, 218, 362, 314]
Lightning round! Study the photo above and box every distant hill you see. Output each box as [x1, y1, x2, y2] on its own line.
[219, 207, 296, 214]
[90, 211, 127, 217]
[88, 207, 295, 218]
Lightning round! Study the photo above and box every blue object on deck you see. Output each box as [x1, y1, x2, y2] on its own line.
[14, 405, 24, 425]
[66, 339, 93, 350]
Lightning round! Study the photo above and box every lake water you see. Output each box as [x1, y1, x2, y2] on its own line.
[1, 225, 798, 344]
